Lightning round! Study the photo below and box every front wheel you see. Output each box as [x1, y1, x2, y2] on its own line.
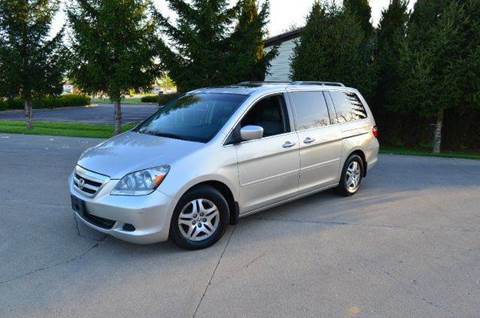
[337, 154, 364, 196]
[170, 186, 229, 250]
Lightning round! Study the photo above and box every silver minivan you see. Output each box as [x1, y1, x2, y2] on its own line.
[70, 82, 379, 249]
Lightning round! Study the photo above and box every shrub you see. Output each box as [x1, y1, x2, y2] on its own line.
[140, 95, 159, 103]
[0, 94, 91, 111]
[40, 94, 91, 108]
[0, 98, 23, 110]
[158, 93, 181, 105]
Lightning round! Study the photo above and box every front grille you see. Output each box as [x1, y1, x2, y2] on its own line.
[73, 165, 110, 197]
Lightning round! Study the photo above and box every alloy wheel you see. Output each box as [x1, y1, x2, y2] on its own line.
[345, 161, 361, 192]
[178, 199, 220, 241]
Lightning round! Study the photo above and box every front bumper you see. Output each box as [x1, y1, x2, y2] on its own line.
[69, 174, 175, 244]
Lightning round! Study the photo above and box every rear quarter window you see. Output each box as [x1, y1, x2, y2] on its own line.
[330, 91, 368, 124]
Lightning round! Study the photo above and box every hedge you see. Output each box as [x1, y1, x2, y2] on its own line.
[158, 93, 181, 105]
[139, 93, 181, 105]
[0, 94, 91, 111]
[140, 95, 159, 103]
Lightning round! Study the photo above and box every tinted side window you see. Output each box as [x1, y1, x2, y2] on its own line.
[290, 91, 330, 130]
[330, 91, 368, 123]
[241, 95, 289, 137]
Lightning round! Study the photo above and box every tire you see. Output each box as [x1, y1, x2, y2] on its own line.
[170, 186, 229, 250]
[337, 154, 364, 196]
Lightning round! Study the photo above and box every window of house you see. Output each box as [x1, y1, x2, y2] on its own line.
[290, 91, 331, 130]
[240, 94, 290, 137]
[330, 91, 368, 123]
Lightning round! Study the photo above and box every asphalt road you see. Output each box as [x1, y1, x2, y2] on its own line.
[1, 134, 479, 318]
[0, 104, 159, 124]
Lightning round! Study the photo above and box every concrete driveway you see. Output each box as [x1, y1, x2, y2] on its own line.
[0, 134, 479, 318]
[0, 104, 159, 124]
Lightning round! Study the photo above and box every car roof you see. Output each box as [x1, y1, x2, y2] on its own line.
[191, 82, 358, 96]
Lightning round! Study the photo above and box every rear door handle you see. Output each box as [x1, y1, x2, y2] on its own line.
[282, 141, 296, 148]
[304, 137, 315, 144]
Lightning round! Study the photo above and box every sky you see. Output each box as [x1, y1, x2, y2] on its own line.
[53, 0, 417, 38]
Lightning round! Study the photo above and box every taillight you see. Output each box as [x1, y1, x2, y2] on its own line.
[372, 126, 379, 138]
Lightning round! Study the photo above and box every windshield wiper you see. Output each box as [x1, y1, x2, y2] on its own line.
[136, 130, 205, 143]
[150, 132, 191, 141]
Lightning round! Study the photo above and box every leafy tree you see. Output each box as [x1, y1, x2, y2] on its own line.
[291, 1, 375, 97]
[0, 0, 65, 129]
[68, 0, 161, 134]
[0, 34, 9, 98]
[226, 0, 277, 83]
[156, 73, 176, 91]
[375, 0, 409, 112]
[396, 0, 465, 153]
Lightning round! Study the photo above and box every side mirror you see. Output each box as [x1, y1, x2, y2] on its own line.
[240, 125, 264, 141]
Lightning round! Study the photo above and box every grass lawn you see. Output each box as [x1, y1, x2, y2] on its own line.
[380, 146, 480, 160]
[91, 97, 155, 105]
[0, 121, 135, 139]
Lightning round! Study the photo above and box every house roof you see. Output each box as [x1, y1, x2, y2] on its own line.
[264, 28, 304, 47]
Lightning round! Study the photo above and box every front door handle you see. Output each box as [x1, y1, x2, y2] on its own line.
[282, 141, 296, 148]
[304, 137, 316, 144]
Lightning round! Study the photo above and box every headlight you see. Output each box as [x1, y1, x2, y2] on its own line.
[111, 165, 170, 196]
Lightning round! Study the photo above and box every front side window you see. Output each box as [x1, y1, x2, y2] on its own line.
[136, 93, 247, 143]
[290, 91, 330, 130]
[330, 91, 368, 124]
[240, 94, 290, 138]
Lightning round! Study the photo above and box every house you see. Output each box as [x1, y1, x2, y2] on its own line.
[62, 83, 74, 94]
[265, 28, 303, 81]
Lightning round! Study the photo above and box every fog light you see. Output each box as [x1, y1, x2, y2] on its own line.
[122, 223, 136, 232]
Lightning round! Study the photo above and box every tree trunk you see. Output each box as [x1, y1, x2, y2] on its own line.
[24, 99, 33, 129]
[432, 109, 444, 154]
[114, 99, 122, 135]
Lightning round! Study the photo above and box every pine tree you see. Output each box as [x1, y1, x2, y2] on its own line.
[157, 0, 275, 90]
[156, 0, 237, 92]
[68, 0, 161, 134]
[343, 0, 373, 36]
[0, 0, 65, 129]
[291, 1, 375, 97]
[375, 0, 409, 112]
[226, 0, 277, 83]
[398, 0, 465, 153]
[459, 0, 480, 110]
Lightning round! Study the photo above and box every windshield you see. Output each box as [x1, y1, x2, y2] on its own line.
[135, 93, 247, 143]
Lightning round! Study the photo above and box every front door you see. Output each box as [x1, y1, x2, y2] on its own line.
[235, 94, 300, 212]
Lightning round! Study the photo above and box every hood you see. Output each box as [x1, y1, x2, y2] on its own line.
[77, 132, 204, 179]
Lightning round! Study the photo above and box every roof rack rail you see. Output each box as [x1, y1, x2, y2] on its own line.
[237, 81, 291, 86]
[237, 81, 346, 87]
[292, 81, 345, 87]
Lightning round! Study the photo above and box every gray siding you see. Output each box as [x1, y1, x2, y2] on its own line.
[265, 38, 298, 81]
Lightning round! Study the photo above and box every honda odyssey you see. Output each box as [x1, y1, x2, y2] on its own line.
[70, 82, 379, 249]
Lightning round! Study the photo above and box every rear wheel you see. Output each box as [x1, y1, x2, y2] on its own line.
[337, 154, 364, 196]
[170, 186, 229, 250]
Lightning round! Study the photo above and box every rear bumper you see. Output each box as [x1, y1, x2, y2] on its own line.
[366, 138, 380, 174]
[69, 174, 175, 244]
[367, 156, 378, 171]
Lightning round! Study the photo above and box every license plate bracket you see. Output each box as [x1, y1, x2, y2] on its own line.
[71, 195, 85, 214]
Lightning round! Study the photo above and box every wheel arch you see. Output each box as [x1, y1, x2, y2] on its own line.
[348, 149, 368, 177]
[183, 180, 239, 225]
